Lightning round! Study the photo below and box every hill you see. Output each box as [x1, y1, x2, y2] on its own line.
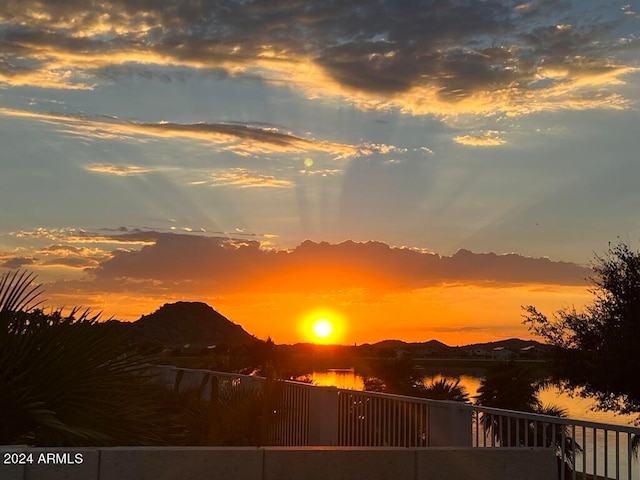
[128, 301, 258, 348]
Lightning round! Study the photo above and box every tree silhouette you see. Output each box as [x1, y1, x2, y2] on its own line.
[363, 356, 470, 402]
[523, 240, 640, 423]
[475, 362, 540, 412]
[362, 354, 424, 396]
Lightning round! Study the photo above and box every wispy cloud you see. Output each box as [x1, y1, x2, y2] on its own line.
[207, 168, 294, 188]
[8, 227, 279, 248]
[0, 107, 357, 157]
[299, 168, 342, 177]
[454, 131, 506, 146]
[9, 227, 157, 246]
[85, 164, 154, 176]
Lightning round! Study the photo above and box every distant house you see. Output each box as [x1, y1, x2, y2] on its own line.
[394, 348, 411, 358]
[519, 345, 545, 359]
[491, 347, 516, 360]
[416, 347, 441, 358]
[467, 348, 491, 358]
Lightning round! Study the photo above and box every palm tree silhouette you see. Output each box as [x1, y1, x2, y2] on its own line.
[422, 378, 469, 402]
[475, 362, 581, 476]
[0, 270, 204, 446]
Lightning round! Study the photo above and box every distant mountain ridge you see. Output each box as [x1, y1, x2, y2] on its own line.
[371, 339, 450, 350]
[368, 337, 548, 353]
[126, 301, 257, 348]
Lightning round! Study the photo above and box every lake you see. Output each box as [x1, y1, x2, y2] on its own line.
[310, 367, 638, 427]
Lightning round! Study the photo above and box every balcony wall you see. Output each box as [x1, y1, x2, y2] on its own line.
[1, 446, 557, 480]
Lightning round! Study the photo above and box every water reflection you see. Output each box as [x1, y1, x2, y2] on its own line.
[311, 368, 364, 390]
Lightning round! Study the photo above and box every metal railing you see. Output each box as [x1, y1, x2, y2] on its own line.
[338, 388, 430, 447]
[270, 380, 311, 445]
[469, 403, 640, 480]
[151, 365, 640, 479]
[336, 388, 471, 447]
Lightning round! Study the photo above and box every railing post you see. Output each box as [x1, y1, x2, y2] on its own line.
[154, 365, 178, 389]
[173, 368, 184, 394]
[207, 375, 220, 445]
[308, 386, 339, 445]
[428, 402, 472, 447]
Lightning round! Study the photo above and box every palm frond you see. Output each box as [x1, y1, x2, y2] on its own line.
[0, 270, 203, 446]
[0, 270, 45, 314]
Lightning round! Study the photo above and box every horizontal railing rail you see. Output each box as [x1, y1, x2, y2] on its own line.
[467, 403, 640, 434]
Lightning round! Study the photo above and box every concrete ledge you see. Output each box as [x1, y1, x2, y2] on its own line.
[98, 447, 263, 480]
[25, 448, 99, 480]
[2, 446, 558, 480]
[0, 445, 27, 480]
[415, 448, 557, 480]
[264, 447, 414, 480]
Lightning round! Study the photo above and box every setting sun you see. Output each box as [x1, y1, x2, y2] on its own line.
[300, 308, 346, 344]
[312, 318, 334, 339]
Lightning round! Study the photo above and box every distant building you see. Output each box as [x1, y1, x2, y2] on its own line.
[394, 348, 411, 358]
[467, 348, 491, 358]
[519, 345, 545, 358]
[491, 347, 516, 360]
[415, 347, 442, 358]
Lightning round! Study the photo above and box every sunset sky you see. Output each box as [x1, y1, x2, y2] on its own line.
[1, 0, 638, 345]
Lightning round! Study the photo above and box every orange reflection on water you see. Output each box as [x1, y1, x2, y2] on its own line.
[311, 369, 364, 390]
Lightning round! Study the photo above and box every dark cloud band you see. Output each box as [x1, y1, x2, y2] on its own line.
[1, 0, 636, 115]
[89, 234, 591, 292]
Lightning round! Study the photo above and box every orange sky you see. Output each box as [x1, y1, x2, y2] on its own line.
[46, 267, 591, 346]
[218, 284, 591, 346]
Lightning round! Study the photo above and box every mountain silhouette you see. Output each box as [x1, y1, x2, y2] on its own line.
[129, 301, 257, 348]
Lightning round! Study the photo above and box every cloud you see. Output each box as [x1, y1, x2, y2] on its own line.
[10, 227, 279, 247]
[0, 242, 108, 271]
[206, 168, 293, 188]
[42, 257, 100, 268]
[80, 234, 591, 295]
[454, 131, 506, 146]
[10, 227, 157, 246]
[622, 4, 639, 18]
[0, 107, 357, 157]
[32, 244, 107, 269]
[1, 256, 37, 269]
[299, 168, 342, 177]
[85, 164, 154, 176]
[0, 0, 637, 117]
